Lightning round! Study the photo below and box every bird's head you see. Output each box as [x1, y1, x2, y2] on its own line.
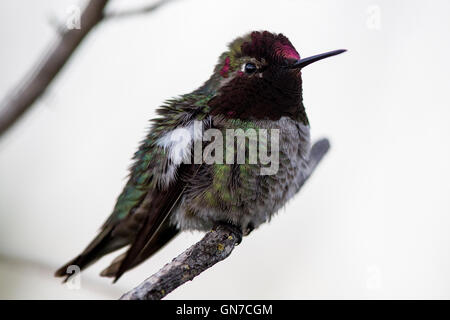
[202, 31, 345, 122]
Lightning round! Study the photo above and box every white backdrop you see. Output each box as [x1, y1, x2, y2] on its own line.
[1, 0, 450, 299]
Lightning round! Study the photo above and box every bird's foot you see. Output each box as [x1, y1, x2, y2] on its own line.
[214, 221, 243, 245]
[243, 223, 255, 237]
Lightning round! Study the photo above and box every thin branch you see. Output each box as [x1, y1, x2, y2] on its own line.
[296, 138, 330, 192]
[104, 0, 176, 20]
[0, 0, 108, 137]
[120, 223, 242, 300]
[0, 0, 173, 137]
[120, 139, 331, 300]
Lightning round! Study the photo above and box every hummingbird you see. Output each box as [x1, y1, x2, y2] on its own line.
[55, 31, 345, 282]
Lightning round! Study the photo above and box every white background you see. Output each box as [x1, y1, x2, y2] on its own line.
[1, 0, 450, 299]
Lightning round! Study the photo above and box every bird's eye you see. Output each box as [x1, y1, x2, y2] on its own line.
[244, 62, 257, 74]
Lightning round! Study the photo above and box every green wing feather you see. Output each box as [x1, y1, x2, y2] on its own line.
[55, 93, 213, 280]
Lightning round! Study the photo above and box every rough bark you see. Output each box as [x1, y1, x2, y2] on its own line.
[120, 223, 242, 300]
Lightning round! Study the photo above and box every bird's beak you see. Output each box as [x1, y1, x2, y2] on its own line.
[289, 49, 347, 69]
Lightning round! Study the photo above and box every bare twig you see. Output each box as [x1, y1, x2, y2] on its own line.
[0, 0, 108, 137]
[104, 0, 176, 20]
[296, 138, 330, 192]
[120, 139, 331, 300]
[0, 253, 125, 298]
[0, 0, 173, 137]
[120, 223, 242, 300]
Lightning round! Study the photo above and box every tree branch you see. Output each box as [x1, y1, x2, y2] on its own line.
[120, 138, 331, 300]
[120, 223, 242, 300]
[0, 0, 109, 137]
[0, 0, 173, 137]
[104, 0, 176, 20]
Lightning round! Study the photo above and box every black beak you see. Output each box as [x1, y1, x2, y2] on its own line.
[289, 49, 346, 69]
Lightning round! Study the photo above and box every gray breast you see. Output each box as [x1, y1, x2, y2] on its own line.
[242, 117, 311, 229]
[172, 116, 311, 232]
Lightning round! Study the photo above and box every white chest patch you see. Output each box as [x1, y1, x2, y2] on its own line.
[157, 124, 194, 165]
[156, 121, 204, 186]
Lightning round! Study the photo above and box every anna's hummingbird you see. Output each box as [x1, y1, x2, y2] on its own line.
[55, 31, 345, 281]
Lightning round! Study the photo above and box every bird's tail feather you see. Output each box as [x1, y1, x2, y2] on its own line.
[54, 226, 129, 282]
[100, 221, 178, 278]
